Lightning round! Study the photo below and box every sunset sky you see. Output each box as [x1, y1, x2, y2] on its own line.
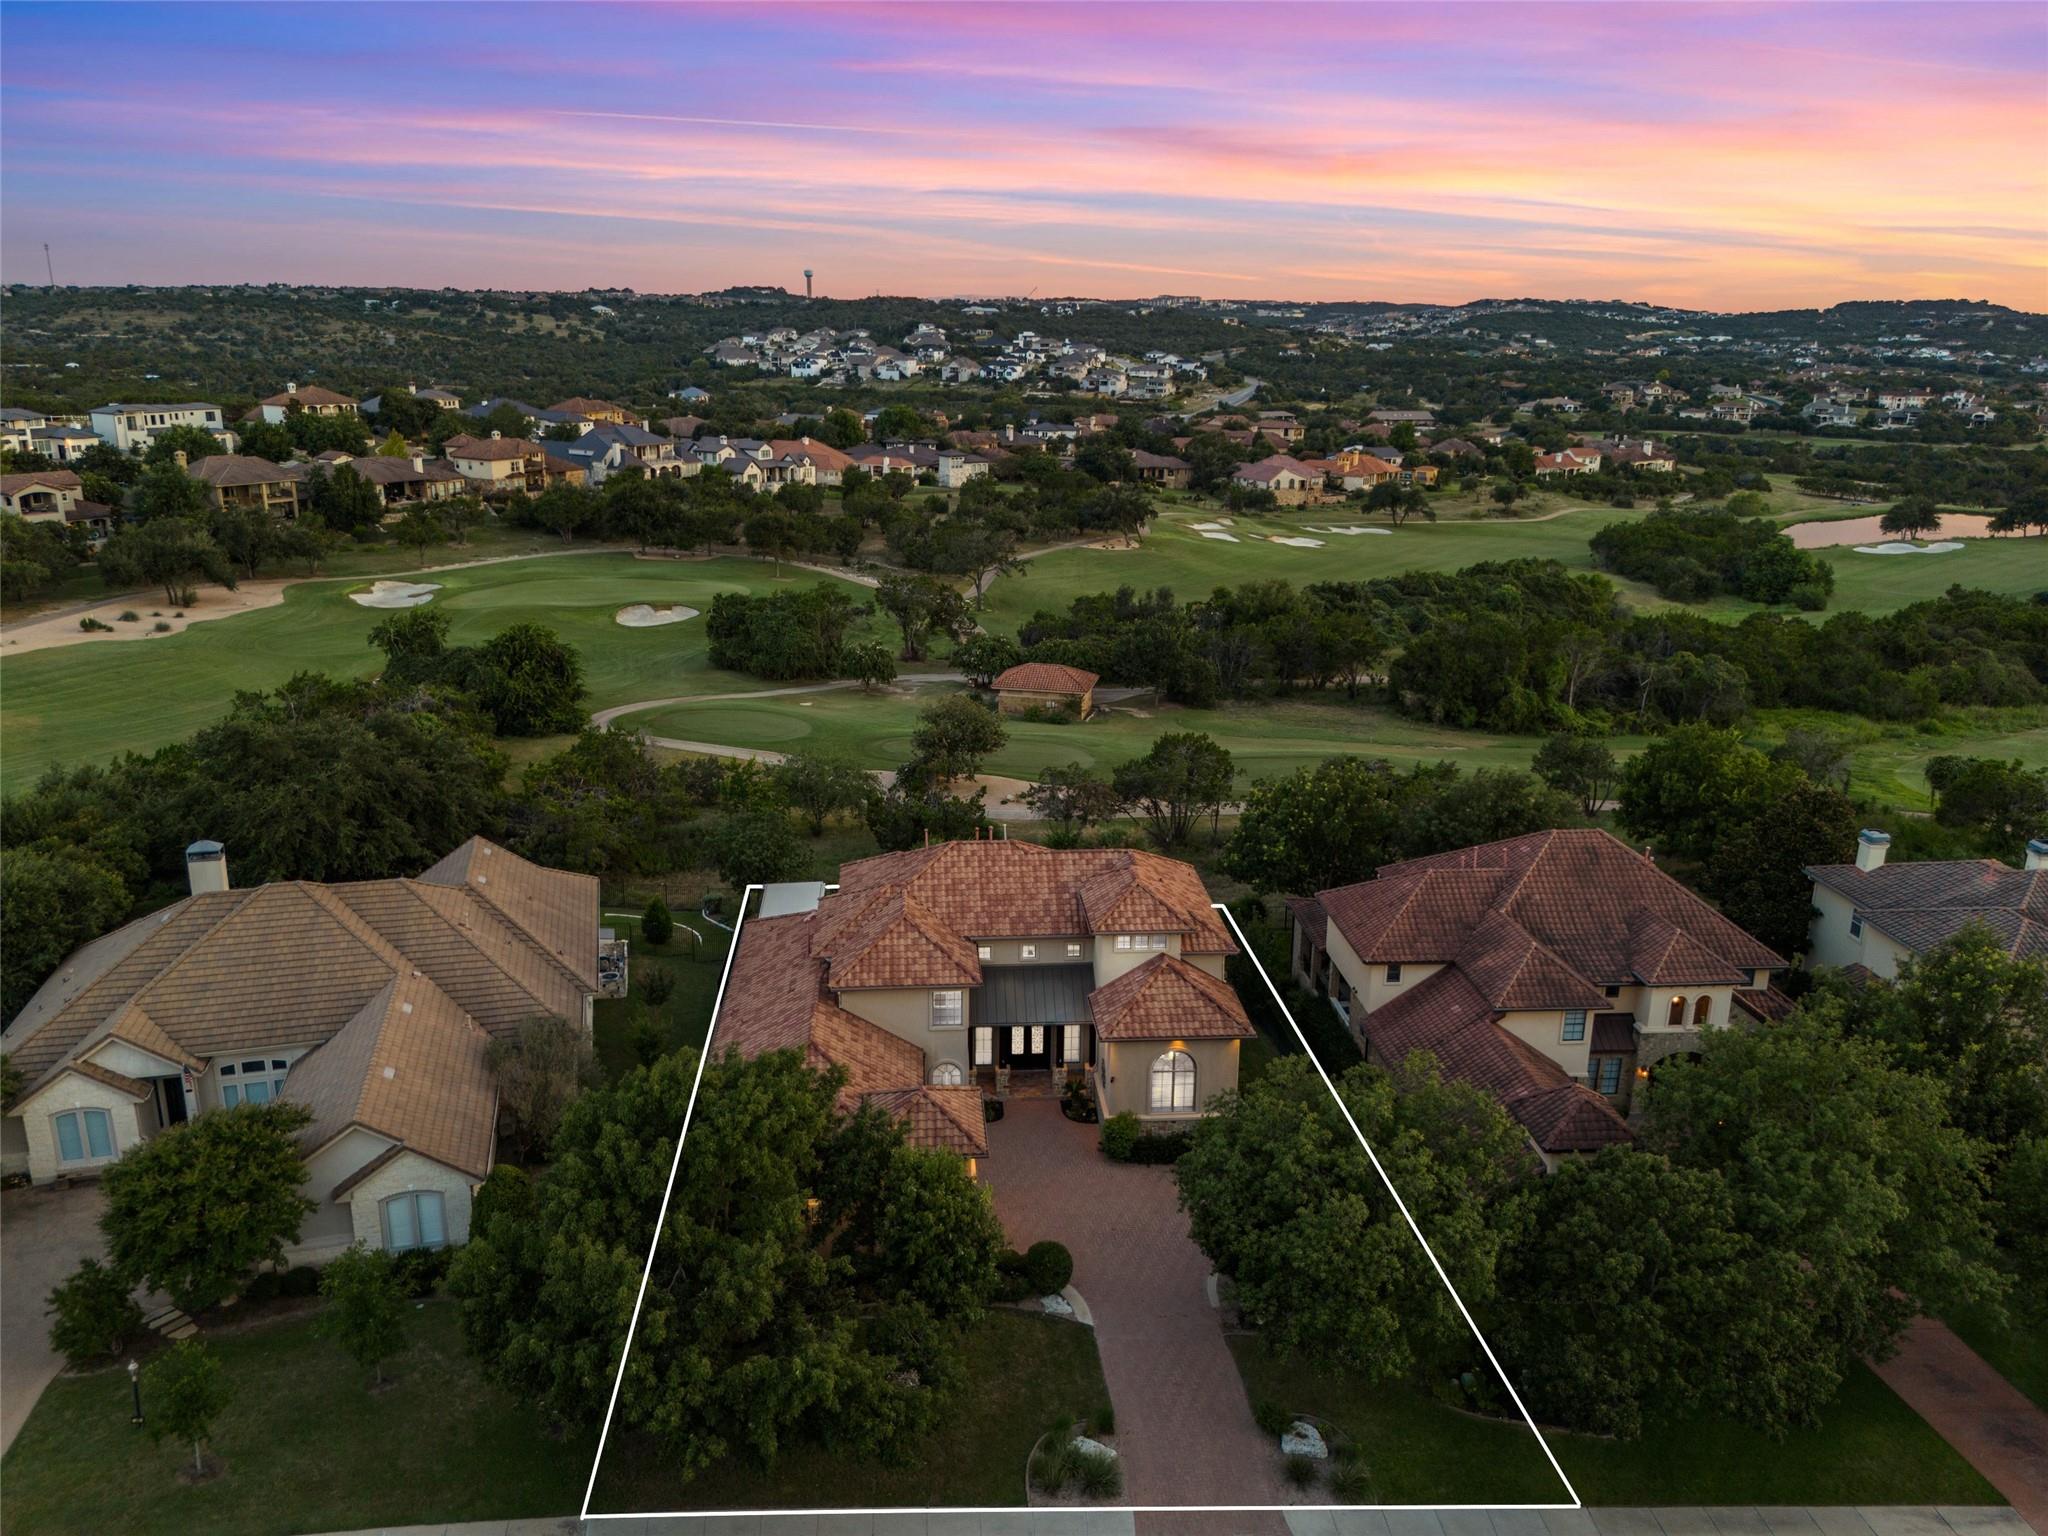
[3, 1, 2044, 310]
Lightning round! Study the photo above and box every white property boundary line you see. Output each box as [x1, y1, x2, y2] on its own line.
[579, 891, 1580, 1519]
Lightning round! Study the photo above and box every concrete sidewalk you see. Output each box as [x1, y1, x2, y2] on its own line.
[307, 1508, 2033, 1536]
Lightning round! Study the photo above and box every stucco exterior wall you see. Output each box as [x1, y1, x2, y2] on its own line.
[838, 986, 957, 1074]
[16, 1074, 147, 1184]
[995, 687, 1092, 717]
[1355, 960, 1445, 1016]
[1090, 934, 1183, 987]
[88, 1041, 182, 1082]
[1497, 1009, 1594, 1078]
[1098, 1037, 1239, 1121]
[1807, 886, 1908, 978]
[345, 1151, 476, 1251]
[973, 936, 1088, 966]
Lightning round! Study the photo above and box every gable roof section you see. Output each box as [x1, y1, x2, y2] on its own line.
[416, 836, 599, 991]
[992, 662, 1099, 695]
[1625, 910, 1750, 986]
[815, 888, 983, 991]
[1454, 910, 1608, 1012]
[1805, 858, 2048, 963]
[1088, 952, 1254, 1041]
[861, 1086, 989, 1157]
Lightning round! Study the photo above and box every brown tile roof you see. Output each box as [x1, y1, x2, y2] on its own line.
[1364, 968, 1628, 1154]
[1805, 857, 2048, 963]
[416, 837, 600, 991]
[547, 397, 628, 418]
[261, 385, 357, 408]
[992, 662, 1098, 696]
[443, 434, 542, 463]
[189, 454, 307, 488]
[285, 972, 497, 1184]
[1285, 895, 1326, 948]
[1089, 952, 1254, 1041]
[1454, 910, 1608, 1012]
[1589, 1012, 1636, 1054]
[1625, 911, 1749, 986]
[816, 888, 982, 992]
[0, 470, 82, 494]
[345, 456, 465, 487]
[67, 1061, 153, 1101]
[809, 1001, 925, 1100]
[862, 1086, 989, 1156]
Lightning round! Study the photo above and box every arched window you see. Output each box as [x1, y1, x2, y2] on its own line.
[931, 1061, 965, 1087]
[1149, 1049, 1196, 1113]
[1666, 995, 1686, 1029]
[1692, 995, 1713, 1029]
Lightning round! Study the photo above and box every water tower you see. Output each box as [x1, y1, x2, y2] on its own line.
[804, 268, 814, 300]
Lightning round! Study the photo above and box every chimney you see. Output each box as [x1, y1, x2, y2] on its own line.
[410, 455, 424, 473]
[185, 839, 229, 895]
[1855, 829, 1891, 872]
[490, 430, 502, 441]
[2027, 838, 2048, 872]
[285, 381, 297, 395]
[173, 450, 188, 469]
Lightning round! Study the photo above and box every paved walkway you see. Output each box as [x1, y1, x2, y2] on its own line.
[308, 1508, 2032, 1535]
[0, 1182, 107, 1453]
[1868, 1319, 2048, 1533]
[982, 1101, 1297, 1513]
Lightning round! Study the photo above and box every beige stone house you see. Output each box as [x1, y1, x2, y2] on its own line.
[1287, 829, 1785, 1168]
[0, 469, 117, 545]
[718, 841, 1256, 1169]
[443, 433, 586, 497]
[255, 384, 359, 426]
[188, 453, 308, 520]
[0, 837, 600, 1259]
[1806, 830, 2048, 978]
[991, 662, 1098, 718]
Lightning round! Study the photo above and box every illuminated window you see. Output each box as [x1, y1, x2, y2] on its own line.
[977, 944, 992, 961]
[1149, 1049, 1196, 1113]
[1021, 944, 1036, 960]
[1066, 943, 1082, 958]
[1692, 995, 1712, 1028]
[1062, 1024, 1084, 1063]
[1666, 995, 1686, 1029]
[973, 1028, 994, 1066]
[931, 1062, 965, 1087]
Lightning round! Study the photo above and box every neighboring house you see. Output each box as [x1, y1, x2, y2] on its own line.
[1369, 409, 1437, 430]
[991, 661, 1097, 717]
[936, 450, 992, 489]
[443, 433, 586, 496]
[716, 841, 1255, 1169]
[188, 453, 308, 520]
[1287, 829, 1785, 1167]
[343, 455, 469, 508]
[1130, 450, 1191, 489]
[547, 423, 693, 486]
[1329, 449, 1399, 491]
[0, 469, 116, 545]
[255, 384, 359, 425]
[0, 837, 602, 1259]
[1591, 439, 1677, 472]
[88, 401, 229, 453]
[29, 423, 104, 464]
[1806, 830, 2048, 979]
[465, 397, 591, 433]
[1232, 454, 1321, 503]
[0, 406, 50, 454]
[548, 397, 637, 426]
[1533, 448, 1603, 477]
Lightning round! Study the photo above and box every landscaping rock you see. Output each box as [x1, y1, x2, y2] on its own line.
[1281, 1420, 1328, 1459]
[1040, 1292, 1075, 1316]
[1072, 1436, 1116, 1462]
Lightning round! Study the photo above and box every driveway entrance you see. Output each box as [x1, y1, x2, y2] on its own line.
[984, 1100, 1296, 1518]
[1, 1182, 106, 1453]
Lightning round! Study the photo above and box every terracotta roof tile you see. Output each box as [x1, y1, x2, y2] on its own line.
[1088, 952, 1254, 1041]
[992, 662, 1098, 695]
[862, 1086, 989, 1156]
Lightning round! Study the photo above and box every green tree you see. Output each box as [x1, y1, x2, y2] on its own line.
[100, 1102, 315, 1312]
[953, 633, 1022, 689]
[485, 1014, 599, 1162]
[1700, 779, 1858, 956]
[440, 493, 485, 547]
[1616, 726, 1795, 860]
[773, 749, 872, 836]
[874, 573, 970, 662]
[1018, 763, 1122, 838]
[465, 622, 587, 736]
[367, 605, 452, 685]
[98, 517, 237, 604]
[46, 1258, 145, 1368]
[378, 429, 410, 457]
[844, 639, 897, 692]
[1112, 731, 1234, 847]
[1931, 758, 2048, 843]
[203, 499, 280, 581]
[1177, 1054, 1532, 1380]
[711, 808, 809, 889]
[392, 505, 447, 559]
[144, 1339, 231, 1479]
[318, 1244, 408, 1388]
[907, 694, 1007, 785]
[307, 463, 384, 535]
[1643, 1012, 2005, 1398]
[744, 508, 798, 575]
[1532, 733, 1617, 817]
[2, 846, 129, 1023]
[1225, 756, 1409, 892]
[142, 424, 226, 468]
[1879, 495, 1943, 538]
[642, 896, 675, 947]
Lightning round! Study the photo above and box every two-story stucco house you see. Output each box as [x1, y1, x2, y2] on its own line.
[1806, 829, 2048, 978]
[0, 837, 601, 1260]
[716, 840, 1256, 1170]
[88, 401, 229, 454]
[1287, 829, 1786, 1169]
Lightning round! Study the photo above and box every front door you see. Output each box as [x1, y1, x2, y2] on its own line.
[1001, 1024, 1051, 1070]
[156, 1076, 190, 1128]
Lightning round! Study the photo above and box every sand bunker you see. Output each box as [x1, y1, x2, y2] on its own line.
[1268, 536, 1326, 548]
[350, 581, 441, 609]
[615, 603, 701, 628]
[1853, 541, 1964, 556]
[1188, 519, 1235, 531]
[1309, 526, 1393, 537]
[1199, 530, 1241, 543]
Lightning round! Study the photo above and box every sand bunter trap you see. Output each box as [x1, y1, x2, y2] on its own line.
[350, 581, 442, 609]
[615, 603, 701, 628]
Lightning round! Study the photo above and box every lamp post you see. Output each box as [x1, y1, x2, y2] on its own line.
[127, 1358, 142, 1426]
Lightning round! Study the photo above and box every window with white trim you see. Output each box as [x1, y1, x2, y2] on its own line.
[973, 1028, 994, 1066]
[1066, 943, 1082, 958]
[1021, 944, 1036, 960]
[1062, 1024, 1083, 1063]
[1149, 1049, 1196, 1113]
[1114, 933, 1168, 952]
[931, 990, 964, 1029]
[219, 1057, 291, 1107]
[1385, 963, 1403, 983]
[931, 1062, 965, 1086]
[53, 1108, 115, 1165]
[977, 944, 992, 961]
[380, 1190, 447, 1252]
[1849, 915, 1863, 938]
[1562, 1010, 1586, 1043]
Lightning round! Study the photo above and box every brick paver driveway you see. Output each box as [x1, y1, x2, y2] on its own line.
[985, 1100, 1296, 1528]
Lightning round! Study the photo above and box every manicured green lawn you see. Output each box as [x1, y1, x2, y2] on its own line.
[1229, 1339, 2000, 1506]
[589, 1310, 1110, 1513]
[1743, 706, 2048, 812]
[1946, 1302, 2048, 1410]
[0, 1301, 588, 1536]
[590, 916, 735, 1079]
[0, 554, 883, 792]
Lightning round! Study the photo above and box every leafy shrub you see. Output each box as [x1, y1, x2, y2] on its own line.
[993, 1248, 1034, 1303]
[639, 965, 675, 1009]
[1023, 1240, 1073, 1296]
[171, 586, 197, 608]
[641, 897, 674, 947]
[1253, 1400, 1291, 1438]
[153, 621, 172, 633]
[118, 610, 139, 622]
[390, 1247, 451, 1298]
[1086, 1402, 1115, 1437]
[1328, 1461, 1373, 1501]
[1099, 1113, 1140, 1161]
[78, 616, 112, 632]
[1283, 1453, 1321, 1488]
[46, 1258, 144, 1367]
[1074, 1449, 1123, 1497]
[278, 1264, 322, 1298]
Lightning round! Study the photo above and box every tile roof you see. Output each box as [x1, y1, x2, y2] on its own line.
[815, 888, 983, 991]
[261, 385, 356, 408]
[443, 434, 543, 463]
[1589, 1012, 1636, 1054]
[1805, 857, 2048, 963]
[993, 662, 1099, 696]
[861, 1086, 989, 1157]
[1363, 968, 1629, 1154]
[1088, 952, 1254, 1041]
[1, 470, 82, 494]
[189, 455, 307, 488]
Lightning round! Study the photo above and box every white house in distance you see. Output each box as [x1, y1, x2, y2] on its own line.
[1806, 830, 2048, 978]
[88, 401, 229, 453]
[0, 837, 602, 1260]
